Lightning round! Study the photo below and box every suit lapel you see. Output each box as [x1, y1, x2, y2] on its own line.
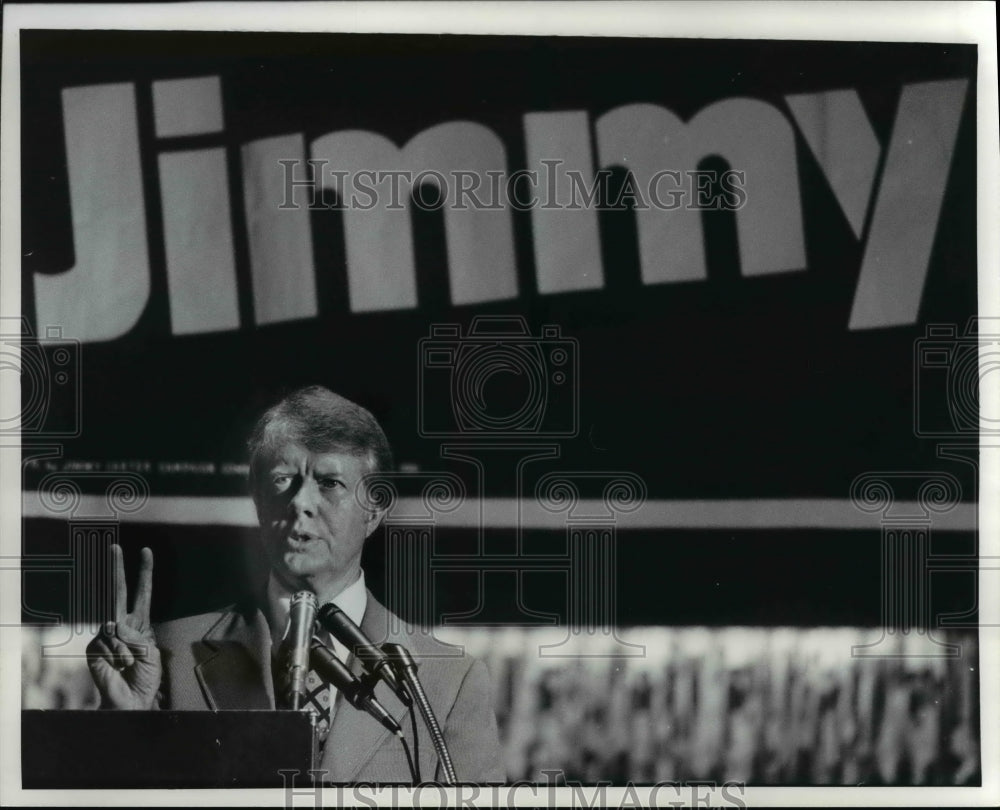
[194, 605, 276, 710]
[320, 593, 408, 782]
[189, 592, 434, 779]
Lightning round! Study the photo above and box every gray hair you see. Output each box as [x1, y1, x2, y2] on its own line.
[247, 386, 393, 493]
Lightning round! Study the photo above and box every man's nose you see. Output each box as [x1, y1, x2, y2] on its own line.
[289, 478, 318, 517]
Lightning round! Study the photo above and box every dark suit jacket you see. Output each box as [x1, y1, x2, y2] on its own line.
[153, 591, 506, 784]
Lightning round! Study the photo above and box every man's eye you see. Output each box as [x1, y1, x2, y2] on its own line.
[271, 475, 293, 493]
[318, 478, 344, 491]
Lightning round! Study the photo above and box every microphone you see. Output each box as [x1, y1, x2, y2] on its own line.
[315, 602, 409, 704]
[310, 639, 402, 737]
[282, 591, 317, 710]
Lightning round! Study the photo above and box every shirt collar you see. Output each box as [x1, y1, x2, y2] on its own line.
[266, 570, 368, 659]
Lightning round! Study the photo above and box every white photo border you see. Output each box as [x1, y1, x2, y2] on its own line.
[1, 2, 997, 807]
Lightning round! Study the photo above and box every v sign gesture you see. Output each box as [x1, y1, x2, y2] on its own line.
[86, 544, 162, 710]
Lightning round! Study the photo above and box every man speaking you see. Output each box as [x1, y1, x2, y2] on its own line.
[86, 386, 506, 783]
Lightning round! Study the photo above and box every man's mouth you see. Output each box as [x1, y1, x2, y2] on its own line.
[287, 529, 315, 544]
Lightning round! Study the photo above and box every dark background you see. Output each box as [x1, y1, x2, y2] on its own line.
[22, 520, 980, 627]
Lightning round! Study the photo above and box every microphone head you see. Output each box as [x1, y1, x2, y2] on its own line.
[290, 589, 318, 611]
[315, 600, 341, 623]
[284, 590, 318, 709]
[315, 599, 408, 704]
[288, 590, 318, 646]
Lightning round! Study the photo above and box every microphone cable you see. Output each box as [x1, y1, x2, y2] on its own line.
[397, 727, 418, 786]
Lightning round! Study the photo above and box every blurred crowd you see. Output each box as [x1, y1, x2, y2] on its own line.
[23, 625, 979, 785]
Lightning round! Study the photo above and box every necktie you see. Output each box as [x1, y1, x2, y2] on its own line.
[301, 667, 332, 742]
[273, 653, 333, 743]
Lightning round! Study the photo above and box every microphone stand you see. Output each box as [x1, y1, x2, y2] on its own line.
[381, 642, 458, 785]
[313, 603, 453, 784]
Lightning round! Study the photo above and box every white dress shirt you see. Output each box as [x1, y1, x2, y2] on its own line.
[266, 570, 368, 721]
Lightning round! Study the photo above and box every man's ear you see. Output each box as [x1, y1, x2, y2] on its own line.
[363, 504, 388, 538]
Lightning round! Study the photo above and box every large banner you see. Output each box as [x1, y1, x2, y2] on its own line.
[17, 32, 977, 498]
[13, 31, 982, 629]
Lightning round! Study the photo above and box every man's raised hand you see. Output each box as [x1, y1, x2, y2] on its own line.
[86, 544, 162, 710]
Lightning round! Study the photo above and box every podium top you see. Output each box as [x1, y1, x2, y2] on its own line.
[22, 710, 315, 789]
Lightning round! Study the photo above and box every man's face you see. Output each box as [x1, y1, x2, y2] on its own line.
[255, 443, 381, 598]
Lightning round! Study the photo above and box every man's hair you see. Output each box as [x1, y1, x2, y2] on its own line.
[247, 386, 393, 493]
